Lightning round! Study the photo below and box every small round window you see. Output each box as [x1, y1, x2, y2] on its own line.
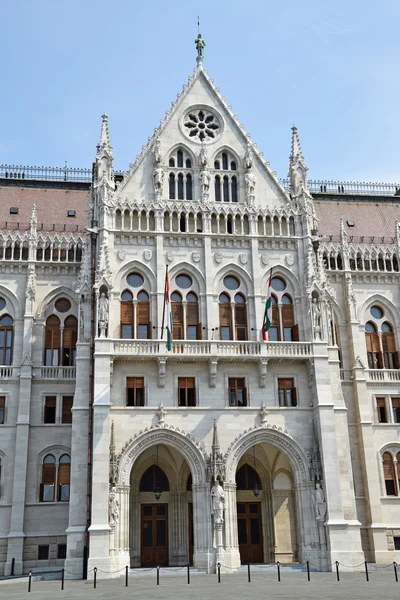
[223, 276, 240, 290]
[176, 274, 192, 289]
[127, 273, 144, 288]
[271, 277, 286, 292]
[0, 298, 6, 311]
[370, 306, 383, 319]
[55, 298, 71, 313]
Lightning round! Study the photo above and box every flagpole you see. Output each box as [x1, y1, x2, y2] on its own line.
[161, 265, 168, 339]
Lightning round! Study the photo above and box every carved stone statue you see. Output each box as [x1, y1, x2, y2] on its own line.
[244, 143, 254, 170]
[195, 33, 205, 61]
[153, 165, 164, 193]
[157, 402, 166, 427]
[98, 292, 109, 323]
[200, 166, 211, 195]
[79, 303, 85, 340]
[259, 402, 268, 426]
[109, 486, 119, 528]
[210, 479, 225, 524]
[311, 297, 321, 332]
[245, 170, 256, 199]
[154, 138, 162, 164]
[200, 144, 208, 167]
[313, 483, 327, 521]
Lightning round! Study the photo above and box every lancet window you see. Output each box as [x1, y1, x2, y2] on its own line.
[120, 272, 151, 339]
[214, 151, 238, 202]
[170, 273, 201, 340]
[365, 305, 399, 370]
[267, 278, 298, 342]
[218, 275, 248, 341]
[168, 148, 193, 201]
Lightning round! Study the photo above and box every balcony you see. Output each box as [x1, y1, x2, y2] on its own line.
[0, 366, 18, 379]
[366, 369, 400, 383]
[112, 340, 313, 361]
[36, 366, 76, 380]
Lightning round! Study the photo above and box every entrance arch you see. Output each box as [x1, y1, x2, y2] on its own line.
[116, 426, 211, 568]
[224, 426, 319, 566]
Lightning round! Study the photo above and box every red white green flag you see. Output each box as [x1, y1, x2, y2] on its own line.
[164, 268, 172, 351]
[262, 270, 273, 340]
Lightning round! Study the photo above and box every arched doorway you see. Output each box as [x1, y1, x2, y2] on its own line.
[236, 444, 297, 564]
[128, 443, 199, 567]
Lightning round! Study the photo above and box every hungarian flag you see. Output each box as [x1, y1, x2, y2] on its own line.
[262, 270, 273, 340]
[164, 268, 172, 351]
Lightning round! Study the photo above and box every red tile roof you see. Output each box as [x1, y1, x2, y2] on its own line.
[0, 185, 88, 233]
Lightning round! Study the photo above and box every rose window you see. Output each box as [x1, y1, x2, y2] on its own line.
[183, 109, 220, 142]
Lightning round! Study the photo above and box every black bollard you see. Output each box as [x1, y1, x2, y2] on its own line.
[11, 557, 15, 577]
[61, 568, 65, 590]
[28, 571, 32, 593]
[125, 565, 128, 587]
[187, 563, 190, 585]
[364, 562, 369, 582]
[248, 563, 251, 583]
[335, 561, 340, 582]
[94, 567, 97, 588]
[217, 562, 221, 583]
[306, 561, 310, 582]
[157, 566, 160, 585]
[277, 561, 281, 582]
[394, 562, 398, 583]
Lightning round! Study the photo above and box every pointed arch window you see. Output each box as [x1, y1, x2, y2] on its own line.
[40, 453, 71, 503]
[168, 148, 193, 201]
[223, 176, 229, 202]
[171, 292, 183, 340]
[178, 174, 184, 200]
[231, 176, 238, 203]
[0, 315, 13, 366]
[365, 321, 382, 369]
[40, 454, 56, 502]
[44, 315, 61, 366]
[137, 290, 150, 339]
[62, 316, 77, 366]
[383, 452, 396, 495]
[177, 150, 183, 168]
[382, 322, 399, 369]
[121, 290, 133, 339]
[219, 293, 232, 340]
[269, 295, 280, 341]
[186, 292, 201, 340]
[267, 278, 298, 341]
[215, 175, 221, 202]
[58, 454, 71, 501]
[214, 150, 239, 203]
[236, 464, 261, 491]
[234, 293, 248, 341]
[169, 173, 176, 199]
[186, 174, 193, 200]
[140, 465, 170, 492]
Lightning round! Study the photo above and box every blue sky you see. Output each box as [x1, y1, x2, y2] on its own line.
[1, 0, 399, 182]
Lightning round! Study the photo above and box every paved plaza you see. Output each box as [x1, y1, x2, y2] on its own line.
[1, 571, 400, 600]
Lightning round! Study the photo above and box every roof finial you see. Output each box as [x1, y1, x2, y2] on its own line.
[98, 113, 110, 148]
[290, 125, 304, 162]
[195, 18, 205, 68]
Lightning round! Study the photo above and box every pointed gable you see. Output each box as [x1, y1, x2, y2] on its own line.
[116, 67, 290, 210]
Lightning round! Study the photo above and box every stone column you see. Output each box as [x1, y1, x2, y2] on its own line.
[192, 484, 213, 572]
[87, 338, 112, 576]
[262, 489, 275, 562]
[222, 483, 241, 570]
[114, 485, 130, 568]
[64, 341, 90, 579]
[130, 492, 140, 567]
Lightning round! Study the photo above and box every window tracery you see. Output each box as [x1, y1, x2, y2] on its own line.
[214, 151, 238, 203]
[168, 148, 193, 201]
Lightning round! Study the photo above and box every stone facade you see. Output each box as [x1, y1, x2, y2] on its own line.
[1, 54, 400, 578]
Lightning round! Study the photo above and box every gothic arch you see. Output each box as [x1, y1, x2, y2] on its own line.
[0, 285, 21, 319]
[168, 262, 206, 294]
[260, 265, 301, 297]
[211, 145, 241, 167]
[117, 425, 207, 487]
[36, 286, 78, 319]
[213, 263, 252, 296]
[167, 142, 197, 165]
[114, 261, 157, 295]
[360, 293, 399, 326]
[224, 426, 309, 485]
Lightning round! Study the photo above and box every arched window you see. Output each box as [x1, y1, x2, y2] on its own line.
[137, 290, 150, 339]
[139, 465, 170, 492]
[178, 173, 184, 200]
[44, 315, 60, 366]
[236, 464, 262, 491]
[269, 295, 280, 341]
[219, 293, 232, 340]
[171, 292, 183, 340]
[383, 452, 396, 495]
[62, 316, 77, 366]
[281, 294, 296, 341]
[186, 174, 193, 200]
[365, 321, 382, 369]
[234, 293, 248, 340]
[58, 454, 71, 501]
[40, 454, 56, 502]
[186, 292, 200, 340]
[177, 150, 183, 168]
[214, 150, 239, 202]
[0, 315, 13, 366]
[267, 278, 298, 341]
[382, 322, 399, 369]
[121, 290, 133, 339]
[169, 173, 175, 199]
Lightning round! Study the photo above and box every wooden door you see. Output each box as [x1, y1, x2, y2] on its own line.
[188, 503, 194, 565]
[141, 504, 168, 567]
[237, 502, 263, 564]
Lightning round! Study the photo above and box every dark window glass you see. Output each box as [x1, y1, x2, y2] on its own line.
[223, 176, 229, 202]
[371, 306, 383, 319]
[186, 174, 193, 200]
[250, 518, 261, 544]
[177, 150, 183, 168]
[231, 176, 238, 202]
[178, 174, 184, 199]
[238, 518, 247, 544]
[127, 273, 144, 288]
[143, 520, 153, 546]
[156, 519, 167, 546]
[395, 537, 400, 551]
[38, 545, 49, 560]
[169, 173, 175, 199]
[215, 176, 221, 202]
[222, 153, 228, 170]
[57, 544, 67, 559]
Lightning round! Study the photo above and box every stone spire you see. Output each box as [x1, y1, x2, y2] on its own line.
[29, 203, 37, 237]
[209, 419, 225, 482]
[109, 421, 117, 485]
[95, 113, 114, 184]
[212, 418, 220, 452]
[96, 113, 112, 157]
[290, 125, 304, 163]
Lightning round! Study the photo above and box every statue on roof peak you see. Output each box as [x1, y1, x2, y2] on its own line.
[195, 31, 205, 66]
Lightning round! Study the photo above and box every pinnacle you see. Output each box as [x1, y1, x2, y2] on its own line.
[290, 124, 304, 161]
[97, 113, 112, 154]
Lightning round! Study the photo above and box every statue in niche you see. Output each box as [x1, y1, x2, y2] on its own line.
[210, 479, 225, 524]
[311, 297, 321, 332]
[154, 138, 162, 164]
[98, 292, 109, 324]
[200, 144, 208, 168]
[79, 303, 85, 340]
[200, 166, 211, 195]
[157, 402, 166, 427]
[244, 143, 254, 170]
[313, 483, 327, 521]
[109, 486, 119, 528]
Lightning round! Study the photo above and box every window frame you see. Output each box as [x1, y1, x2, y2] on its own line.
[228, 377, 248, 407]
[39, 451, 71, 503]
[177, 376, 197, 407]
[42, 394, 74, 425]
[0, 314, 14, 366]
[126, 376, 145, 407]
[277, 377, 298, 407]
[0, 395, 6, 425]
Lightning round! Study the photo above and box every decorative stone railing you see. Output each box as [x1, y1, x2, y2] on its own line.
[0, 366, 16, 379]
[38, 366, 76, 379]
[112, 340, 312, 359]
[366, 369, 400, 382]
